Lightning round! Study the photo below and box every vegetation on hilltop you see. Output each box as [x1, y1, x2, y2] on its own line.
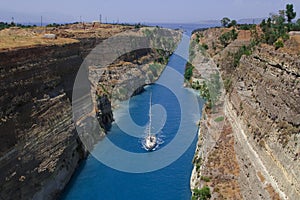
[0, 22, 36, 30]
[219, 4, 300, 50]
[188, 3, 299, 111]
[259, 4, 299, 48]
[221, 17, 237, 28]
[219, 29, 238, 47]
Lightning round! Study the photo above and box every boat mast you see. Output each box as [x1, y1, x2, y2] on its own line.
[148, 92, 152, 136]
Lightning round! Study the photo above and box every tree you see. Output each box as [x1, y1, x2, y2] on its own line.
[221, 17, 230, 27]
[286, 4, 296, 23]
[229, 20, 237, 27]
[279, 10, 285, 18]
[267, 17, 272, 27]
[260, 19, 267, 32]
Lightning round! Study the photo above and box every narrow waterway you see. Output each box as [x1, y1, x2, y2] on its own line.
[61, 24, 209, 200]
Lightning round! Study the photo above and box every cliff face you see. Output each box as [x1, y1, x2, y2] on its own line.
[0, 25, 131, 200]
[227, 45, 300, 199]
[0, 25, 180, 199]
[190, 28, 300, 200]
[0, 42, 85, 200]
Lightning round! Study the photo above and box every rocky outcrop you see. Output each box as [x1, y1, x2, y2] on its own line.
[96, 49, 169, 101]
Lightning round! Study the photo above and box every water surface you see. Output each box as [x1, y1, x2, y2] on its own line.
[61, 24, 206, 200]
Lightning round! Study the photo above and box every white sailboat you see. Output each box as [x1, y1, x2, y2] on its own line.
[144, 93, 157, 151]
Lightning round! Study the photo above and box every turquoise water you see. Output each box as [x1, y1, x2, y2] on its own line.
[61, 24, 207, 200]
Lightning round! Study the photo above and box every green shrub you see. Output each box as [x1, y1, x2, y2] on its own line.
[0, 22, 16, 30]
[195, 34, 200, 43]
[238, 24, 256, 30]
[196, 163, 201, 171]
[214, 116, 224, 122]
[274, 40, 284, 50]
[134, 23, 142, 28]
[219, 29, 238, 47]
[184, 62, 194, 81]
[46, 23, 61, 27]
[201, 176, 211, 182]
[233, 44, 254, 67]
[192, 186, 211, 200]
[201, 43, 209, 50]
[192, 80, 201, 90]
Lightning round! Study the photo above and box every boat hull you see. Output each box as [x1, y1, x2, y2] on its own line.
[145, 135, 157, 151]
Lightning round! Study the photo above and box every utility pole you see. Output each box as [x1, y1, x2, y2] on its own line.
[40, 16, 43, 27]
[99, 14, 102, 23]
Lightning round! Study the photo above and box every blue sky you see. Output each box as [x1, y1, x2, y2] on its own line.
[0, 0, 299, 23]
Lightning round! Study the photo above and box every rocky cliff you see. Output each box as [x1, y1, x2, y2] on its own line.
[0, 25, 181, 200]
[189, 27, 300, 199]
[0, 24, 132, 200]
[80, 27, 181, 147]
[0, 41, 85, 200]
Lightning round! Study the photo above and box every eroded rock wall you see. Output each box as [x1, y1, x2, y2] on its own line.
[190, 28, 300, 200]
[0, 42, 86, 200]
[227, 45, 300, 199]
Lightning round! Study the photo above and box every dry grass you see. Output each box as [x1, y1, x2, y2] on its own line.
[0, 28, 78, 50]
[54, 23, 133, 39]
[0, 23, 132, 51]
[237, 30, 252, 41]
[203, 120, 243, 199]
[287, 35, 300, 53]
[291, 35, 300, 44]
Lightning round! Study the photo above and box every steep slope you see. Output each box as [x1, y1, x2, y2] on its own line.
[0, 25, 129, 200]
[189, 28, 300, 199]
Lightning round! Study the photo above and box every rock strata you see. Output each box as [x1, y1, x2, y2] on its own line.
[190, 28, 300, 200]
[0, 24, 131, 200]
